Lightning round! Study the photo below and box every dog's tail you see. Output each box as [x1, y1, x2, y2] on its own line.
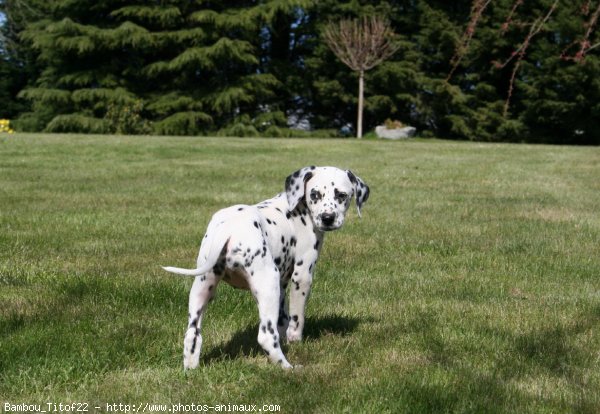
[161, 264, 214, 276]
[162, 228, 230, 277]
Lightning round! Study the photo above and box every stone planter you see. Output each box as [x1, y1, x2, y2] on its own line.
[375, 125, 416, 140]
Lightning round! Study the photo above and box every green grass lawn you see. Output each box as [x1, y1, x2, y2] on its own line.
[1, 134, 599, 413]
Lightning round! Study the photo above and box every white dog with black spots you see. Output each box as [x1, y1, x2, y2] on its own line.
[162, 166, 370, 369]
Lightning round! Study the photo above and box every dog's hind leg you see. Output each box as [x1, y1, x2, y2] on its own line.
[183, 272, 219, 369]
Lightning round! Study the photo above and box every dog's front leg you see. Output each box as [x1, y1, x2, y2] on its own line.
[277, 284, 290, 342]
[286, 259, 315, 342]
[249, 259, 293, 369]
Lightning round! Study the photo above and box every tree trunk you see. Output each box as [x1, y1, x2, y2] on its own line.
[357, 69, 364, 138]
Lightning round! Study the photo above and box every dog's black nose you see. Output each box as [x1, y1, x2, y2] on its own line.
[321, 213, 336, 226]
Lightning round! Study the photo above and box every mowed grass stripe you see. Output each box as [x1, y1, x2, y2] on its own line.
[1, 134, 599, 412]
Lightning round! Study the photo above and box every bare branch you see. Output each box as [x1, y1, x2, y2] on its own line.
[322, 16, 400, 72]
[446, 0, 493, 82]
[501, 0, 524, 33]
[501, 0, 559, 116]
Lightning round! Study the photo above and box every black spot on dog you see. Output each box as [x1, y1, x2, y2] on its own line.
[296, 260, 303, 266]
[253, 221, 259, 229]
[347, 170, 357, 184]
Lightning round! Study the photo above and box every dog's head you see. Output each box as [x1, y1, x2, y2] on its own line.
[285, 166, 370, 231]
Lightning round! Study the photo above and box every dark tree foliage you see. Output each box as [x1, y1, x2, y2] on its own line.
[1, 0, 598, 144]
[12, 0, 311, 135]
[0, 0, 45, 119]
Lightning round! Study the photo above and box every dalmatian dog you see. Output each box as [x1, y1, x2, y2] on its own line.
[162, 166, 369, 369]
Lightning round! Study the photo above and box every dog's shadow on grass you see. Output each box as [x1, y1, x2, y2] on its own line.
[202, 314, 361, 364]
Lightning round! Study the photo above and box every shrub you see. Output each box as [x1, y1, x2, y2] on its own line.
[384, 119, 406, 129]
[0, 119, 15, 134]
[45, 114, 110, 134]
[105, 101, 152, 135]
[152, 111, 211, 136]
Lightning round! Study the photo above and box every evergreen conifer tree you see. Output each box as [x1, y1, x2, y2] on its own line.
[7, 0, 599, 143]
[18, 0, 312, 135]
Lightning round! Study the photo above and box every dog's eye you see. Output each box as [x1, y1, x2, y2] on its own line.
[334, 189, 348, 203]
[310, 190, 322, 201]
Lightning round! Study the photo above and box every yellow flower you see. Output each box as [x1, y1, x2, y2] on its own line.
[0, 119, 14, 133]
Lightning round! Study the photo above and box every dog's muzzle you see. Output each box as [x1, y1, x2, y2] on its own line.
[319, 212, 340, 231]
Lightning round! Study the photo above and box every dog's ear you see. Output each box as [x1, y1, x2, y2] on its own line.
[285, 166, 316, 210]
[346, 170, 370, 218]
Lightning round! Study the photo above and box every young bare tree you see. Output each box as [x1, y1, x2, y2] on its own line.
[323, 16, 400, 138]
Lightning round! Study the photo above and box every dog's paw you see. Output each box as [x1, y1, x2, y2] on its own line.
[286, 330, 302, 342]
[183, 356, 199, 370]
[183, 330, 202, 370]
